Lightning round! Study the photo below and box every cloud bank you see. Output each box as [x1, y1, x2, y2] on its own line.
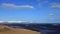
[50, 3, 60, 8]
[1, 3, 34, 9]
[49, 13, 54, 16]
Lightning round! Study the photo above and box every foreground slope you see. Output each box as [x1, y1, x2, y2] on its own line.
[0, 25, 41, 34]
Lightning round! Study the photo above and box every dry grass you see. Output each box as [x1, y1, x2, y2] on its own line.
[0, 25, 41, 34]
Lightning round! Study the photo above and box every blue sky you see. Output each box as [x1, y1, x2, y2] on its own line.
[0, 0, 60, 23]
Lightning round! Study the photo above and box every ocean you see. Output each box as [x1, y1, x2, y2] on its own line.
[8, 24, 60, 34]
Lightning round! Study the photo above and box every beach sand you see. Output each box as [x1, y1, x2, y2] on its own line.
[0, 25, 41, 34]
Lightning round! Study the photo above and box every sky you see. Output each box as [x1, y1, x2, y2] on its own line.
[0, 0, 60, 23]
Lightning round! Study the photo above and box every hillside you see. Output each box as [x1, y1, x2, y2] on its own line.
[0, 25, 41, 34]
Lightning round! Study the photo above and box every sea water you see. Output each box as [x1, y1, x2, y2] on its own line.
[9, 24, 60, 34]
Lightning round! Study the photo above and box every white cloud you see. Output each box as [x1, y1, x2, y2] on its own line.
[49, 3, 60, 8]
[49, 13, 54, 16]
[0, 21, 4, 23]
[7, 21, 27, 23]
[0, 20, 28, 23]
[43, 0, 49, 3]
[1, 3, 34, 9]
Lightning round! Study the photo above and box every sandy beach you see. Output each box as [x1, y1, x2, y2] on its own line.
[0, 25, 41, 34]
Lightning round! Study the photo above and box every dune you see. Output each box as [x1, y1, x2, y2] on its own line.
[0, 25, 41, 34]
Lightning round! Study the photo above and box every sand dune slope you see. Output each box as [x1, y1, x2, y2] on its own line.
[0, 25, 41, 34]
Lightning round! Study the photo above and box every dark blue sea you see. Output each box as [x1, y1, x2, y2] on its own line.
[8, 24, 60, 34]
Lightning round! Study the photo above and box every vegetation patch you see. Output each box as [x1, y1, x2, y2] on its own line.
[0, 27, 10, 32]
